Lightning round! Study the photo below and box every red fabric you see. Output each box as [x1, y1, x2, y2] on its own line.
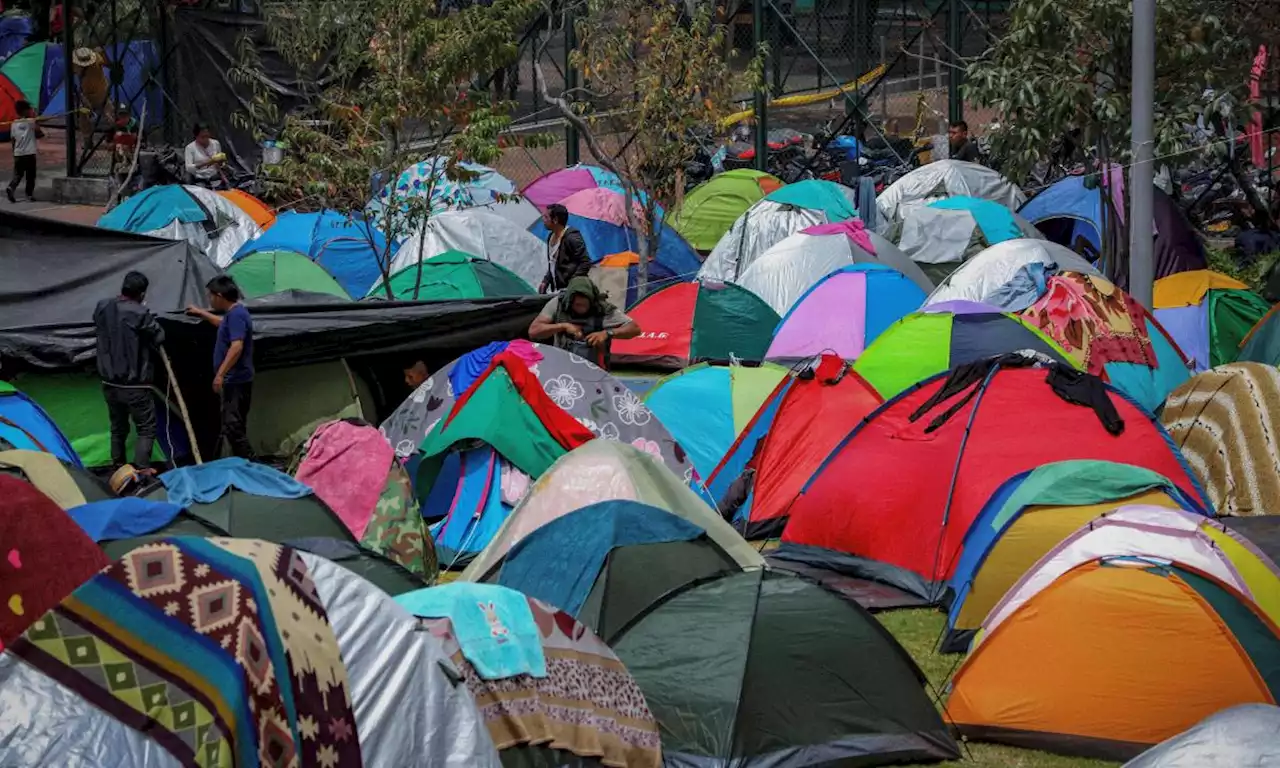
[0, 75, 23, 127]
[0, 477, 110, 650]
[446, 351, 595, 451]
[780, 367, 1204, 583]
[749, 360, 882, 526]
[611, 282, 698, 367]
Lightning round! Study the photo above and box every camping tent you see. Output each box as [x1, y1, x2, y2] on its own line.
[765, 263, 927, 363]
[42, 41, 165, 128]
[948, 557, 1280, 760]
[0, 381, 79, 464]
[777, 358, 1209, 601]
[671, 169, 782, 251]
[0, 449, 110, 509]
[1153, 270, 1271, 372]
[641, 362, 788, 480]
[0, 15, 33, 61]
[927, 238, 1100, 310]
[0, 42, 61, 115]
[734, 221, 932, 316]
[217, 189, 275, 230]
[522, 164, 629, 210]
[1019, 271, 1192, 413]
[708, 354, 882, 538]
[232, 209, 394, 297]
[528, 188, 702, 299]
[380, 341, 691, 475]
[892, 196, 1044, 283]
[460, 440, 761, 581]
[483, 500, 756, 640]
[1162, 363, 1280, 516]
[853, 305, 1077, 399]
[1241, 304, 1280, 365]
[610, 568, 961, 766]
[876, 160, 1025, 223]
[226, 249, 351, 300]
[700, 180, 861, 282]
[387, 209, 546, 289]
[368, 250, 535, 300]
[944, 459, 1204, 652]
[368, 157, 539, 229]
[610, 281, 781, 370]
[403, 587, 663, 768]
[1019, 174, 1208, 284]
[0, 538, 499, 766]
[97, 184, 261, 267]
[1123, 705, 1280, 768]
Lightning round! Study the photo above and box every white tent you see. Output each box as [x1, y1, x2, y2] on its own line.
[150, 186, 262, 268]
[389, 209, 547, 288]
[877, 160, 1026, 225]
[926, 239, 1100, 310]
[1123, 705, 1280, 767]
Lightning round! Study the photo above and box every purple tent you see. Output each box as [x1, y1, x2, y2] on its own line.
[521, 164, 625, 211]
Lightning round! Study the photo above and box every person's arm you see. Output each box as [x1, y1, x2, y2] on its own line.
[185, 305, 223, 327]
[586, 310, 639, 347]
[214, 340, 244, 392]
[529, 316, 581, 340]
[140, 309, 166, 347]
[564, 230, 591, 277]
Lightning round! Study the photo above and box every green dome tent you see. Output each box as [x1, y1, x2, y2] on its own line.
[671, 169, 782, 251]
[368, 250, 535, 300]
[226, 249, 351, 300]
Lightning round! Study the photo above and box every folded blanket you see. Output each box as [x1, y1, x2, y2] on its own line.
[396, 583, 546, 680]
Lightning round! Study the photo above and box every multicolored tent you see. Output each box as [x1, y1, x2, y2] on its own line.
[892, 196, 1043, 283]
[529, 188, 702, 299]
[386, 209, 546, 289]
[368, 157, 538, 229]
[641, 362, 788, 481]
[948, 557, 1280, 760]
[671, 169, 782, 251]
[226, 249, 351, 300]
[700, 180, 860, 282]
[368, 250, 535, 300]
[944, 460, 1203, 652]
[927, 238, 1100, 310]
[217, 189, 276, 230]
[736, 220, 932, 316]
[459, 440, 738, 582]
[610, 569, 961, 766]
[1020, 272, 1192, 413]
[611, 281, 781, 370]
[233, 209, 394, 297]
[0, 42, 61, 119]
[766, 263, 926, 362]
[482, 500, 761, 640]
[1153, 270, 1271, 372]
[777, 360, 1208, 601]
[1162, 363, 1280, 517]
[0, 381, 79, 465]
[98, 184, 262, 268]
[877, 160, 1026, 223]
[708, 354, 882, 538]
[1019, 174, 1209, 282]
[853, 304, 1077, 399]
[522, 164, 627, 210]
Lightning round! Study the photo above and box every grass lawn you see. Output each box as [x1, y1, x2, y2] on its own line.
[880, 609, 1119, 768]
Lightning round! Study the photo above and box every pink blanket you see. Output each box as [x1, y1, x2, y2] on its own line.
[296, 421, 395, 539]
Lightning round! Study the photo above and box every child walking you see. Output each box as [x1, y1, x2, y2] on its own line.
[6, 100, 42, 203]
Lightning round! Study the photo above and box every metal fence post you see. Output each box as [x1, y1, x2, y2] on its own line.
[947, 0, 963, 123]
[753, 0, 768, 171]
[564, 4, 580, 166]
[879, 35, 887, 120]
[63, 0, 77, 176]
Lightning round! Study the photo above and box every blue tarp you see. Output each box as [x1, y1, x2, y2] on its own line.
[43, 41, 163, 126]
[498, 500, 703, 617]
[98, 185, 207, 232]
[160, 457, 313, 508]
[233, 210, 395, 296]
[0, 386, 81, 466]
[67, 497, 183, 541]
[0, 16, 33, 62]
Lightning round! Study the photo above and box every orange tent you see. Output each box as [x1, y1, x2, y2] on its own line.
[948, 558, 1280, 761]
[218, 189, 276, 230]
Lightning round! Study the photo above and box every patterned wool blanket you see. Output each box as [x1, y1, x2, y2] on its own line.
[421, 597, 661, 768]
[11, 537, 362, 767]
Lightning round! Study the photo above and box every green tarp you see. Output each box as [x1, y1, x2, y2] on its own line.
[227, 250, 351, 300]
[371, 250, 534, 301]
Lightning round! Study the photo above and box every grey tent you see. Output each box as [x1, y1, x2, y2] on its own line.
[1123, 705, 1280, 767]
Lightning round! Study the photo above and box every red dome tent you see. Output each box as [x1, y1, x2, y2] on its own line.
[776, 357, 1210, 602]
[611, 281, 780, 370]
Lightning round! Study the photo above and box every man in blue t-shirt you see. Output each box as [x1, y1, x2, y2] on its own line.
[187, 276, 255, 458]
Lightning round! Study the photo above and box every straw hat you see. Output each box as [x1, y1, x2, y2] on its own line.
[71, 47, 99, 68]
[108, 464, 141, 495]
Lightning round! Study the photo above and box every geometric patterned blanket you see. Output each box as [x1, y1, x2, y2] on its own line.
[11, 538, 362, 768]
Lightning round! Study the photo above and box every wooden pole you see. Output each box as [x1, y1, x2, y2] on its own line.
[159, 346, 204, 465]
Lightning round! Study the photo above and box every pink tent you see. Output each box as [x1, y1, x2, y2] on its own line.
[521, 164, 625, 210]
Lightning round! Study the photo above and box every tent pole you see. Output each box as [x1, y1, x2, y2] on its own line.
[160, 346, 204, 465]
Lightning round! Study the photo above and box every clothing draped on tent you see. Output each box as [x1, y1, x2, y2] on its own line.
[296, 420, 396, 539]
[396, 583, 546, 679]
[159, 457, 313, 509]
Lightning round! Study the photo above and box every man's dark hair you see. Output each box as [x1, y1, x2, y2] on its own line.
[14, 100, 30, 114]
[121, 271, 149, 300]
[950, 120, 969, 132]
[206, 275, 241, 302]
[192, 122, 207, 138]
[547, 203, 569, 227]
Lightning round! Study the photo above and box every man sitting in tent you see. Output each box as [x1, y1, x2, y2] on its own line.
[404, 359, 430, 389]
[528, 277, 640, 368]
[93, 270, 164, 472]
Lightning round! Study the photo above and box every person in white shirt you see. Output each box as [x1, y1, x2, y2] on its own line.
[6, 100, 43, 203]
[184, 123, 225, 188]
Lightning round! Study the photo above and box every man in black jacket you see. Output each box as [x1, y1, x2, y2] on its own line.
[94, 271, 165, 471]
[539, 203, 591, 293]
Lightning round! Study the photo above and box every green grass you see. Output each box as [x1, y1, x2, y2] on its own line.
[881, 608, 1118, 768]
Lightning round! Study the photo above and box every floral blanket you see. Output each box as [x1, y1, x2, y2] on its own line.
[1021, 272, 1158, 376]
